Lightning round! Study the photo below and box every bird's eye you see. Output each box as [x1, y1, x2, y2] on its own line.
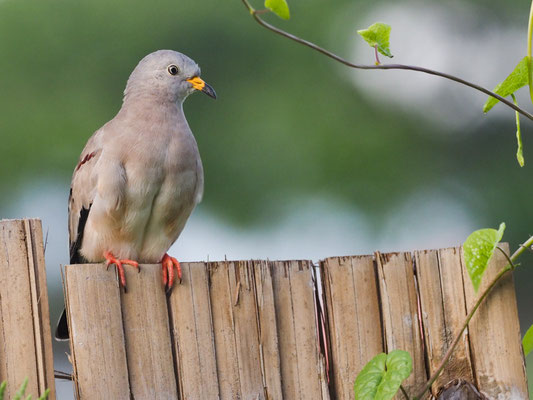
[167, 65, 179, 75]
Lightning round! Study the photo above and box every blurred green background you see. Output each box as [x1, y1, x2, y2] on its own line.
[1, 0, 532, 397]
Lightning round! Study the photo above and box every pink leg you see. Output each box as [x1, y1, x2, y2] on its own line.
[161, 253, 182, 290]
[104, 251, 139, 289]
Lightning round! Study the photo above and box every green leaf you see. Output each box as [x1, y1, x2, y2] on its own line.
[357, 23, 393, 58]
[511, 94, 524, 167]
[385, 350, 412, 381]
[0, 381, 6, 400]
[463, 223, 506, 292]
[483, 57, 529, 113]
[354, 350, 412, 400]
[38, 389, 50, 400]
[264, 0, 290, 20]
[354, 353, 387, 399]
[523, 324, 533, 357]
[13, 378, 28, 400]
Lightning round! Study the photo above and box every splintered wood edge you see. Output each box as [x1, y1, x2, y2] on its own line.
[320, 255, 384, 399]
[24, 220, 45, 390]
[253, 260, 283, 399]
[62, 265, 80, 399]
[375, 251, 428, 396]
[413, 248, 475, 395]
[0, 219, 56, 399]
[24, 219, 55, 398]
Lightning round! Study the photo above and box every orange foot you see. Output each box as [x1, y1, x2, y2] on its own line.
[161, 253, 182, 291]
[104, 251, 140, 290]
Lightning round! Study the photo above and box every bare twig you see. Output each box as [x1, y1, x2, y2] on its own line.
[54, 370, 73, 381]
[400, 384, 410, 400]
[241, 0, 533, 122]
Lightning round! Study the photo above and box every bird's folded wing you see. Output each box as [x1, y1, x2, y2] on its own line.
[68, 129, 103, 263]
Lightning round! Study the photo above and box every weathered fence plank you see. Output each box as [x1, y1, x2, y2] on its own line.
[0, 219, 55, 399]
[208, 260, 246, 398]
[121, 266, 178, 399]
[64, 264, 130, 399]
[271, 260, 329, 400]
[322, 255, 383, 399]
[169, 262, 219, 399]
[376, 252, 428, 396]
[210, 260, 265, 399]
[415, 248, 474, 396]
[462, 244, 529, 399]
[253, 260, 283, 400]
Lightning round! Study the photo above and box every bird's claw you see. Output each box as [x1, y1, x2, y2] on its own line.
[104, 251, 140, 289]
[161, 253, 182, 292]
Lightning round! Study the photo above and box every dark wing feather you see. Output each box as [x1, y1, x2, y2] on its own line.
[69, 202, 92, 264]
[56, 130, 103, 341]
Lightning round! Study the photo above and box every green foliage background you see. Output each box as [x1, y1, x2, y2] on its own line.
[0, 0, 532, 393]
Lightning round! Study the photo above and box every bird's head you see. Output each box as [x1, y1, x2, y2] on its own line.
[124, 50, 216, 104]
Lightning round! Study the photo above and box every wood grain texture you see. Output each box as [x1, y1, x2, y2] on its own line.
[376, 252, 427, 397]
[65, 264, 130, 399]
[253, 260, 283, 400]
[208, 261, 245, 398]
[169, 262, 219, 400]
[0, 219, 55, 399]
[322, 255, 383, 399]
[462, 244, 529, 399]
[121, 265, 178, 399]
[415, 248, 473, 395]
[208, 260, 267, 399]
[271, 261, 330, 400]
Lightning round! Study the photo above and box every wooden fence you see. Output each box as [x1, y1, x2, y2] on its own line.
[0, 219, 529, 399]
[63, 249, 528, 399]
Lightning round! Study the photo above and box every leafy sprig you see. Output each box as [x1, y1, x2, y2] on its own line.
[241, 0, 533, 166]
[354, 350, 412, 400]
[0, 379, 50, 400]
[239, 1, 533, 397]
[264, 0, 289, 20]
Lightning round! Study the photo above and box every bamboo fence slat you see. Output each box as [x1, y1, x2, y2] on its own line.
[462, 244, 528, 399]
[415, 248, 474, 394]
[121, 266, 178, 399]
[0, 219, 55, 399]
[321, 255, 383, 399]
[168, 261, 219, 399]
[376, 252, 427, 396]
[64, 264, 130, 399]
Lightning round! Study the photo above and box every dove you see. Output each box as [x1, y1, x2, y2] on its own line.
[55, 50, 215, 340]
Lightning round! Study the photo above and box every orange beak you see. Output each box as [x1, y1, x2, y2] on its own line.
[186, 76, 216, 99]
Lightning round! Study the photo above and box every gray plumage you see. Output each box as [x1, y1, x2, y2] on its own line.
[69, 49, 213, 264]
[56, 50, 215, 340]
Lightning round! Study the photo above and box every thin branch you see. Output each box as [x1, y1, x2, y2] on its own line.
[241, 0, 533, 122]
[496, 245, 518, 270]
[400, 384, 410, 400]
[510, 235, 533, 260]
[54, 370, 73, 381]
[239, 3, 533, 397]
